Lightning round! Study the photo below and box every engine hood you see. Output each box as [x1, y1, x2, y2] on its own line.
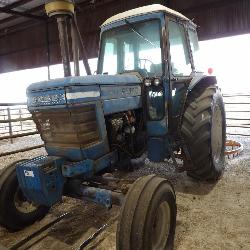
[27, 74, 142, 93]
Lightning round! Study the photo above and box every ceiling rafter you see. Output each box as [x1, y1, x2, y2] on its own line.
[0, 0, 93, 28]
[0, 6, 46, 20]
[0, 0, 46, 27]
[0, 0, 33, 10]
[0, 3, 46, 26]
[0, 0, 114, 33]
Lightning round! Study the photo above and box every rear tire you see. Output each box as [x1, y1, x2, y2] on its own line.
[0, 161, 50, 231]
[117, 175, 177, 250]
[181, 84, 226, 181]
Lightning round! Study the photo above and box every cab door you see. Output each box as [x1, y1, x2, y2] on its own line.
[146, 82, 167, 162]
[167, 20, 194, 132]
[146, 19, 194, 162]
[146, 17, 169, 162]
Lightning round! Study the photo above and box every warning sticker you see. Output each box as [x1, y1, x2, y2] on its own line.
[24, 170, 35, 177]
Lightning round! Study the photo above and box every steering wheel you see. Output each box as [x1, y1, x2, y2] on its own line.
[138, 58, 156, 74]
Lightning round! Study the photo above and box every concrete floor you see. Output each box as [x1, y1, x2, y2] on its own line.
[0, 136, 249, 250]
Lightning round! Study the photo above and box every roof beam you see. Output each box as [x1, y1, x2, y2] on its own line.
[0, 0, 110, 31]
[0, 4, 46, 27]
[0, 0, 33, 10]
[0, 6, 46, 21]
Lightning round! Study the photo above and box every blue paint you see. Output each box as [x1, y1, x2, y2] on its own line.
[147, 120, 167, 136]
[100, 85, 141, 100]
[45, 137, 109, 162]
[62, 151, 117, 178]
[103, 96, 142, 115]
[27, 75, 141, 93]
[80, 186, 112, 209]
[25, 11, 167, 172]
[147, 137, 166, 162]
[46, 146, 85, 162]
[15, 152, 117, 207]
[15, 156, 65, 207]
[83, 141, 110, 160]
[62, 159, 93, 177]
[21, 9, 196, 210]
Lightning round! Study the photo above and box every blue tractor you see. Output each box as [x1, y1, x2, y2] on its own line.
[0, 2, 226, 249]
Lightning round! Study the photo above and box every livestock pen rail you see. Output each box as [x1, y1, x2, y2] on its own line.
[223, 93, 250, 137]
[0, 102, 43, 156]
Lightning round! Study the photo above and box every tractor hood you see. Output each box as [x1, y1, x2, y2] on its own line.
[27, 74, 142, 110]
[27, 74, 141, 93]
[26, 74, 143, 161]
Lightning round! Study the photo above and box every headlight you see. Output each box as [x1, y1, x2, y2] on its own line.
[153, 78, 161, 86]
[144, 78, 151, 87]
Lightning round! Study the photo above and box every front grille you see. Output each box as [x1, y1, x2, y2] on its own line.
[33, 105, 100, 148]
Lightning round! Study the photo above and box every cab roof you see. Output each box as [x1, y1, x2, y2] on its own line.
[101, 4, 190, 27]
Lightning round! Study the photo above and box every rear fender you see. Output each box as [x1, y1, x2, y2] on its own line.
[188, 75, 217, 91]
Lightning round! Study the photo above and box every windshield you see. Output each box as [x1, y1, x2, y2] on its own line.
[99, 19, 162, 76]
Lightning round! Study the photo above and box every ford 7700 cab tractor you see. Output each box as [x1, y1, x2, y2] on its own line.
[0, 2, 226, 250]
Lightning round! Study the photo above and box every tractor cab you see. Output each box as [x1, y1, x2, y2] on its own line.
[98, 4, 201, 161]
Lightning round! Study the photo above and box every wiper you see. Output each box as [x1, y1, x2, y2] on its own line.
[125, 19, 156, 47]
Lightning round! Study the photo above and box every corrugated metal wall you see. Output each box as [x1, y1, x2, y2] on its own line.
[178, 0, 250, 40]
[0, 0, 249, 74]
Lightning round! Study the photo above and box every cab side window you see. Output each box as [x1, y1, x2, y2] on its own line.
[188, 29, 203, 72]
[168, 21, 192, 76]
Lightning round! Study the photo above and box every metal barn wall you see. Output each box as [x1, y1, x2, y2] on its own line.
[176, 0, 250, 40]
[0, 0, 250, 74]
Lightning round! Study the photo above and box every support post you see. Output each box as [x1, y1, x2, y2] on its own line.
[45, 0, 92, 76]
[73, 14, 91, 75]
[71, 18, 80, 76]
[46, 21, 51, 80]
[18, 108, 23, 131]
[57, 16, 71, 77]
[7, 107, 13, 143]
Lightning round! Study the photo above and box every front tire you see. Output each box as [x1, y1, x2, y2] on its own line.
[0, 161, 50, 231]
[181, 84, 226, 181]
[117, 175, 177, 250]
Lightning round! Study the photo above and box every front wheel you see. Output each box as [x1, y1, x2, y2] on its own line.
[181, 84, 226, 181]
[0, 161, 50, 231]
[117, 175, 177, 250]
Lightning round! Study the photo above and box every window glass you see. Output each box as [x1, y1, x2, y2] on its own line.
[102, 40, 117, 75]
[99, 20, 162, 76]
[124, 42, 135, 70]
[169, 21, 192, 76]
[188, 29, 203, 72]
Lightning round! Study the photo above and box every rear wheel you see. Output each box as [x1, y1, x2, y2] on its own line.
[117, 175, 177, 250]
[181, 84, 226, 181]
[0, 161, 50, 231]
